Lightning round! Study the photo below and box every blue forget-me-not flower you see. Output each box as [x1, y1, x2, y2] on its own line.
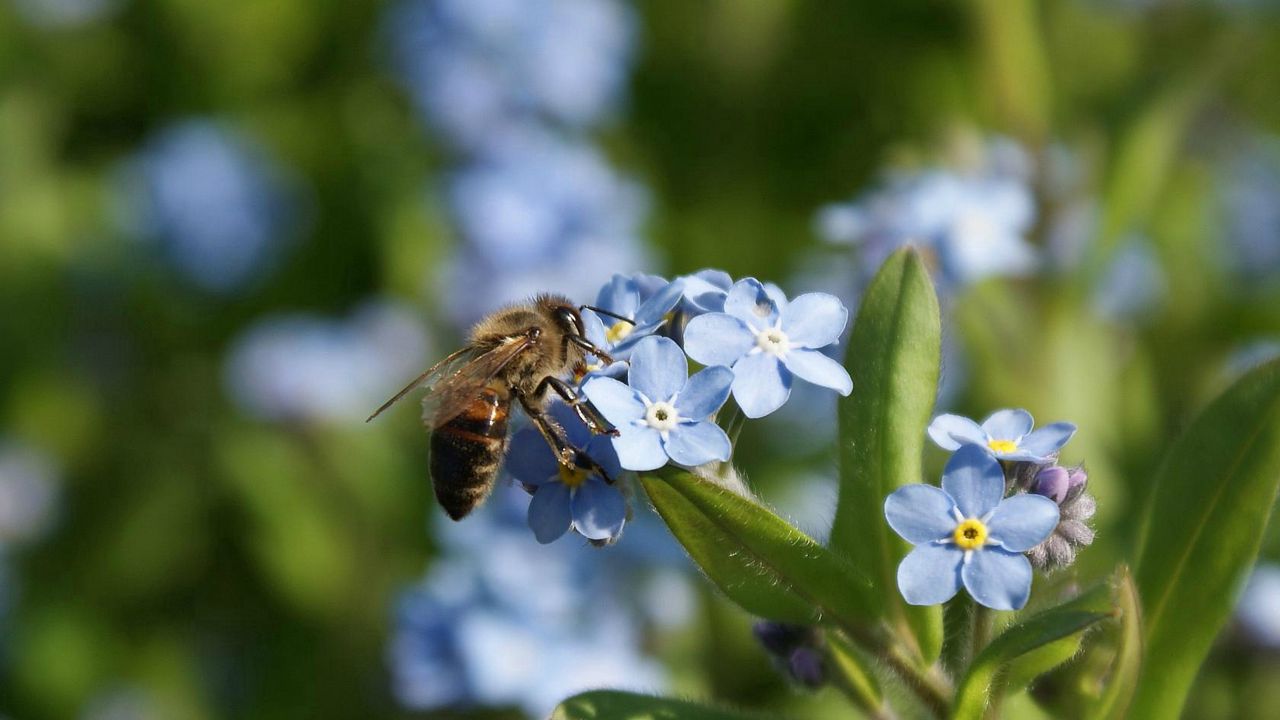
[928, 409, 1076, 463]
[581, 273, 684, 363]
[505, 402, 628, 544]
[885, 446, 1060, 610]
[583, 336, 734, 471]
[682, 278, 853, 419]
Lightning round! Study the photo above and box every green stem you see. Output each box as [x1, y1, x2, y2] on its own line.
[826, 633, 891, 720]
[972, 606, 994, 658]
[837, 626, 952, 719]
[941, 594, 976, 678]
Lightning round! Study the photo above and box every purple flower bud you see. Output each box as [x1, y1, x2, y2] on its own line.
[1065, 465, 1088, 501]
[752, 621, 808, 657]
[788, 647, 826, 688]
[1033, 466, 1071, 504]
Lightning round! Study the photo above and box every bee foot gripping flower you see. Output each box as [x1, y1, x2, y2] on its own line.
[1026, 464, 1096, 570]
[884, 446, 1060, 610]
[682, 278, 853, 419]
[928, 408, 1076, 463]
[505, 403, 628, 544]
[582, 336, 734, 471]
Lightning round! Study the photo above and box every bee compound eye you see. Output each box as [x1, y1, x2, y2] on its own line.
[557, 308, 582, 335]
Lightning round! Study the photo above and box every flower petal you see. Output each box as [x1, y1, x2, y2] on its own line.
[683, 313, 755, 367]
[581, 377, 645, 427]
[986, 494, 1060, 552]
[611, 426, 668, 471]
[1017, 422, 1077, 459]
[504, 428, 560, 486]
[571, 478, 627, 541]
[731, 352, 792, 418]
[584, 435, 623, 480]
[980, 408, 1034, 442]
[885, 484, 960, 544]
[724, 278, 780, 328]
[780, 292, 848, 349]
[627, 336, 688, 403]
[675, 366, 734, 419]
[962, 548, 1033, 610]
[897, 544, 963, 606]
[632, 279, 685, 327]
[941, 445, 1005, 519]
[783, 349, 852, 395]
[527, 483, 572, 544]
[679, 269, 732, 314]
[928, 414, 988, 451]
[595, 274, 640, 319]
[663, 420, 731, 466]
[580, 308, 611, 351]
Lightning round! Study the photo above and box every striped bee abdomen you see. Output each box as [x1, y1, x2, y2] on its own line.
[429, 386, 511, 520]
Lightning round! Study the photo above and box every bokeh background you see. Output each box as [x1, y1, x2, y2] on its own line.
[2, 0, 1280, 718]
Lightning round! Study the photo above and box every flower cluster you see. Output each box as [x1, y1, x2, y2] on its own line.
[815, 138, 1038, 295]
[885, 408, 1087, 610]
[116, 119, 306, 294]
[497, 271, 853, 546]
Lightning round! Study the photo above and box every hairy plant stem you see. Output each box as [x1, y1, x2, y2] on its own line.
[826, 633, 893, 720]
[836, 625, 952, 719]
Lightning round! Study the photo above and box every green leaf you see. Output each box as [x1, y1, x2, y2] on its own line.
[829, 247, 943, 662]
[553, 690, 776, 720]
[641, 468, 873, 631]
[1130, 359, 1280, 719]
[1089, 566, 1143, 720]
[952, 585, 1113, 720]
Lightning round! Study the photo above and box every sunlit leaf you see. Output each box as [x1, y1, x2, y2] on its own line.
[829, 247, 943, 663]
[1131, 360, 1280, 718]
[1089, 566, 1143, 720]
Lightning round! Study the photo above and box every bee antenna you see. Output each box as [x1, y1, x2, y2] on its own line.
[580, 305, 634, 326]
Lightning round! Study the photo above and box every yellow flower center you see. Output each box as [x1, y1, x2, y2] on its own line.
[987, 439, 1018, 454]
[952, 518, 989, 550]
[605, 321, 634, 344]
[557, 464, 590, 490]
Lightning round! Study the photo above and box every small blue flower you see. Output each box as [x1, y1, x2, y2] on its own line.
[682, 278, 853, 418]
[581, 273, 684, 363]
[928, 409, 1076, 463]
[582, 336, 733, 471]
[505, 403, 627, 544]
[674, 269, 733, 315]
[884, 446, 1060, 610]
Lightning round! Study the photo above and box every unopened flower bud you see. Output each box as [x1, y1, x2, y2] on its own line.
[1032, 466, 1071, 504]
[752, 621, 809, 657]
[788, 647, 827, 688]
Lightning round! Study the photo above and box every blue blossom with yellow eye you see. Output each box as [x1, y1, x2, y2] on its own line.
[582, 336, 733, 471]
[884, 446, 1059, 610]
[682, 278, 853, 418]
[581, 274, 684, 364]
[505, 403, 626, 544]
[928, 409, 1076, 463]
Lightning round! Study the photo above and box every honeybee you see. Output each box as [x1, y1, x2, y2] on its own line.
[367, 294, 623, 521]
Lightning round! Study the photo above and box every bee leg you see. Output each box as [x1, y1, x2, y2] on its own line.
[514, 389, 581, 469]
[536, 376, 619, 437]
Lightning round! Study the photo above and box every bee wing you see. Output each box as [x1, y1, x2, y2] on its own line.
[421, 334, 537, 428]
[365, 345, 485, 423]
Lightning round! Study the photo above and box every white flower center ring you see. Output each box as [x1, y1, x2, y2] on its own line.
[643, 400, 682, 433]
[754, 326, 791, 357]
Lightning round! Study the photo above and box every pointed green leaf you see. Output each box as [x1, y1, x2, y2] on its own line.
[1130, 360, 1280, 719]
[1089, 566, 1143, 720]
[830, 247, 943, 662]
[953, 585, 1113, 720]
[553, 690, 777, 720]
[641, 468, 874, 631]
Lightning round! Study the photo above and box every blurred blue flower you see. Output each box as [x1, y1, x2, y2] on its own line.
[505, 403, 627, 544]
[224, 301, 430, 423]
[1221, 135, 1280, 284]
[1237, 562, 1280, 649]
[583, 336, 733, 471]
[0, 439, 60, 545]
[1092, 237, 1167, 322]
[385, 0, 636, 149]
[928, 409, 1076, 463]
[885, 446, 1059, 610]
[11, 0, 122, 29]
[581, 274, 684, 363]
[683, 278, 853, 418]
[118, 120, 305, 294]
[437, 130, 650, 328]
[1223, 338, 1280, 383]
[816, 155, 1038, 293]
